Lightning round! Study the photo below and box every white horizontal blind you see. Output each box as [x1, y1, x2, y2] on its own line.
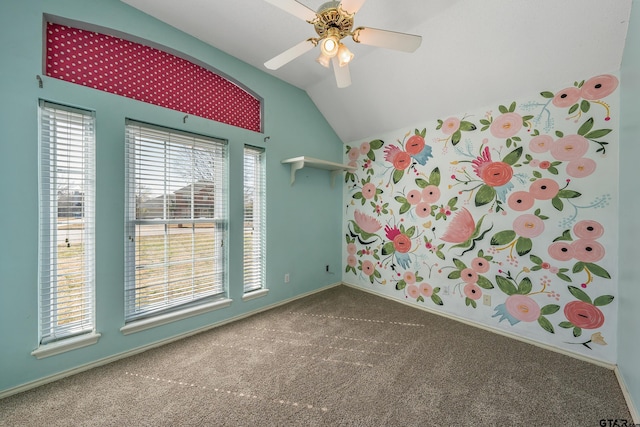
[39, 100, 96, 344]
[243, 145, 266, 293]
[125, 121, 227, 321]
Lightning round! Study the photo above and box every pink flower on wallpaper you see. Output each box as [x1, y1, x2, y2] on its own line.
[529, 178, 560, 200]
[415, 202, 431, 218]
[508, 191, 535, 211]
[385, 224, 402, 241]
[361, 260, 375, 276]
[393, 234, 412, 253]
[419, 283, 433, 297]
[529, 135, 553, 153]
[347, 243, 357, 255]
[566, 158, 596, 178]
[552, 86, 582, 108]
[348, 147, 360, 161]
[472, 147, 513, 187]
[571, 239, 605, 263]
[403, 271, 416, 285]
[347, 255, 357, 267]
[490, 112, 523, 139]
[362, 182, 377, 200]
[407, 189, 422, 205]
[471, 257, 491, 273]
[460, 268, 478, 284]
[513, 214, 545, 238]
[421, 185, 441, 203]
[354, 210, 382, 234]
[580, 74, 619, 100]
[405, 135, 426, 155]
[573, 220, 604, 240]
[550, 135, 590, 161]
[359, 141, 371, 155]
[548, 241, 575, 262]
[505, 294, 540, 322]
[564, 301, 605, 329]
[441, 117, 461, 135]
[464, 283, 482, 300]
[407, 284, 420, 299]
[441, 208, 475, 244]
[384, 144, 411, 170]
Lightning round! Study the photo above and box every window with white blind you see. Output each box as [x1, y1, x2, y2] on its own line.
[243, 145, 266, 294]
[38, 100, 96, 345]
[124, 121, 227, 322]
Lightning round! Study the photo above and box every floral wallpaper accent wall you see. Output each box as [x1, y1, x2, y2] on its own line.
[342, 74, 619, 362]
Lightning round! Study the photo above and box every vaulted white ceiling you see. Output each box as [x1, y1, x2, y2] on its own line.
[121, 0, 633, 143]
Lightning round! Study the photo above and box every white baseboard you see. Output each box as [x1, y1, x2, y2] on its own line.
[341, 281, 616, 369]
[0, 282, 341, 400]
[615, 366, 640, 424]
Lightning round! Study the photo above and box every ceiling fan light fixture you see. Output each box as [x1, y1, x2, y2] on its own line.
[316, 52, 331, 68]
[337, 43, 354, 67]
[320, 28, 340, 57]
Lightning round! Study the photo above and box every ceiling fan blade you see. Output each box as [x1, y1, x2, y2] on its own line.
[265, 39, 316, 70]
[331, 56, 351, 88]
[339, 0, 367, 14]
[264, 0, 317, 21]
[353, 27, 422, 52]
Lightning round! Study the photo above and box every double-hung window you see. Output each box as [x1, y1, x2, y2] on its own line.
[243, 146, 266, 294]
[38, 101, 96, 345]
[124, 121, 227, 322]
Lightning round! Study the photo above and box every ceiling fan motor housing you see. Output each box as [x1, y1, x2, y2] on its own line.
[313, 1, 354, 40]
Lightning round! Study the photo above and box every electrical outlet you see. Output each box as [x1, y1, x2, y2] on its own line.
[483, 294, 491, 306]
[325, 265, 330, 272]
[284, 273, 290, 283]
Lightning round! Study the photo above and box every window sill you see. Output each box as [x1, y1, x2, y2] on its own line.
[242, 288, 269, 301]
[120, 298, 233, 335]
[32, 332, 101, 359]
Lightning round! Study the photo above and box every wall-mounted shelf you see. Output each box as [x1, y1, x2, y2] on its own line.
[282, 156, 356, 187]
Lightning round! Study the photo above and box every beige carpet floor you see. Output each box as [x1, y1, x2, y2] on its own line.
[0, 285, 633, 426]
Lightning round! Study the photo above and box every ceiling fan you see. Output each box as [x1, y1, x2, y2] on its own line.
[264, 0, 422, 88]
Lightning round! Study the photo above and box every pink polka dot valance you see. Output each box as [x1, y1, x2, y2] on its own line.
[45, 22, 262, 132]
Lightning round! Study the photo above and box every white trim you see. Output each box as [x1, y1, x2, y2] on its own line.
[242, 288, 269, 301]
[614, 366, 640, 424]
[121, 298, 233, 335]
[1, 282, 341, 400]
[341, 281, 617, 369]
[31, 332, 101, 359]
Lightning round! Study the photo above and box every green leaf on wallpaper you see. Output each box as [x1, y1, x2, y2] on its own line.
[399, 202, 411, 214]
[447, 197, 458, 209]
[381, 241, 395, 255]
[568, 104, 580, 115]
[396, 281, 406, 290]
[538, 316, 554, 333]
[530, 254, 543, 265]
[417, 296, 425, 303]
[517, 277, 533, 295]
[475, 185, 496, 207]
[480, 119, 491, 126]
[521, 115, 534, 123]
[451, 130, 462, 146]
[573, 327, 582, 337]
[580, 100, 591, 113]
[502, 147, 523, 165]
[509, 101, 517, 112]
[540, 91, 554, 99]
[430, 168, 441, 186]
[392, 169, 404, 184]
[415, 178, 428, 188]
[585, 128, 612, 139]
[515, 237, 533, 256]
[540, 304, 560, 315]
[436, 119, 443, 130]
[453, 258, 467, 270]
[547, 166, 559, 175]
[585, 262, 611, 279]
[370, 139, 384, 150]
[448, 271, 462, 280]
[476, 275, 494, 289]
[431, 294, 444, 306]
[367, 150, 376, 161]
[496, 275, 517, 296]
[577, 117, 594, 136]
[554, 229, 573, 242]
[551, 196, 564, 211]
[568, 285, 592, 304]
[405, 226, 416, 238]
[559, 321, 573, 329]
[556, 272, 572, 282]
[572, 261, 586, 274]
[498, 104, 509, 114]
[490, 230, 516, 246]
[466, 297, 477, 309]
[532, 170, 542, 179]
[459, 121, 477, 132]
[374, 269, 381, 279]
[594, 295, 614, 306]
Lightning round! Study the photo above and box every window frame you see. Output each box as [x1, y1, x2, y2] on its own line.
[243, 145, 267, 297]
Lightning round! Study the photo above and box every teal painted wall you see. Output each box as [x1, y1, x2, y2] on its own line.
[619, 0, 640, 418]
[0, 0, 344, 393]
